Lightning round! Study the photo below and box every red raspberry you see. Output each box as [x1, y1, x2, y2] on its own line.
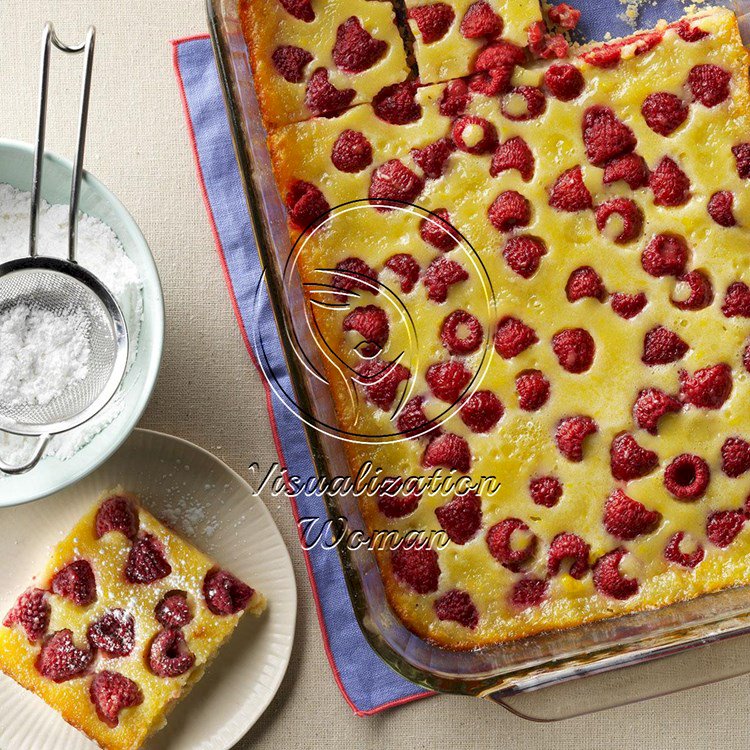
[503, 235, 547, 278]
[204, 568, 254, 615]
[671, 270, 713, 311]
[680, 364, 733, 409]
[395, 395, 434, 438]
[610, 433, 659, 482]
[154, 591, 193, 628]
[285, 179, 330, 230]
[422, 432, 472, 472]
[426, 360, 472, 404]
[407, 3, 455, 43]
[486, 518, 537, 571]
[460, 1, 503, 38]
[549, 3, 581, 30]
[595, 197, 644, 244]
[516, 369, 550, 411]
[641, 92, 689, 136]
[438, 79, 470, 117]
[384, 253, 420, 294]
[552, 328, 596, 373]
[95, 494, 139, 540]
[501, 86, 546, 121]
[581, 45, 622, 69]
[278, 0, 314, 22]
[125, 534, 172, 584]
[51, 560, 97, 607]
[373, 81, 422, 125]
[490, 136, 535, 181]
[527, 21, 569, 60]
[452, 115, 498, 155]
[468, 67, 514, 96]
[529, 475, 562, 507]
[488, 190, 531, 232]
[460, 390, 504, 433]
[707, 190, 736, 227]
[423, 257, 469, 302]
[87, 609, 135, 657]
[548, 532, 590, 579]
[745, 342, 750, 373]
[611, 292, 647, 319]
[89, 671, 144, 728]
[304, 68, 355, 116]
[441, 310, 483, 355]
[377, 477, 421, 518]
[664, 532, 704, 569]
[343, 305, 389, 356]
[411, 138, 454, 179]
[355, 358, 410, 411]
[434, 589, 479, 629]
[3, 588, 49, 642]
[593, 549, 638, 600]
[474, 40, 526, 69]
[391, 545, 440, 593]
[707, 510, 746, 548]
[721, 437, 750, 478]
[642, 326, 689, 365]
[331, 129, 373, 173]
[582, 106, 636, 166]
[688, 64, 731, 108]
[548, 166, 592, 212]
[733, 143, 750, 179]
[633, 388, 681, 435]
[664, 454, 710, 500]
[369, 159, 424, 206]
[641, 233, 689, 277]
[674, 19, 709, 42]
[494, 316, 537, 359]
[148, 628, 196, 677]
[649, 157, 691, 207]
[544, 63, 585, 101]
[722, 281, 750, 318]
[36, 629, 93, 683]
[271, 45, 313, 83]
[566, 266, 606, 302]
[603, 153, 650, 189]
[555, 416, 598, 462]
[420, 208, 458, 251]
[510, 576, 548, 609]
[435, 491, 482, 544]
[332, 257, 378, 299]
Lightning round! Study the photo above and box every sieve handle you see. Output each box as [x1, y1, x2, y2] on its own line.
[0, 433, 51, 476]
[29, 23, 96, 263]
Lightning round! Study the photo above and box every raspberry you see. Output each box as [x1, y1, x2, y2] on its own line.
[555, 416, 597, 462]
[460, 390, 504, 433]
[332, 257, 378, 299]
[707, 190, 736, 227]
[396, 396, 436, 439]
[603, 153, 650, 189]
[707, 510, 746, 548]
[377, 477, 421, 518]
[332, 17, 386, 73]
[529, 475, 562, 507]
[674, 19, 709, 42]
[285, 179, 330, 230]
[501, 86, 546, 121]
[721, 437, 750, 478]
[494, 316, 538, 359]
[688, 64, 731, 108]
[641, 233, 689, 277]
[488, 190, 531, 232]
[423, 257, 469, 303]
[87, 609, 135, 657]
[745, 342, 750, 373]
[593, 549, 638, 599]
[552, 328, 595, 374]
[548, 532, 590, 579]
[148, 628, 196, 677]
[468, 67, 514, 96]
[611, 292, 647, 319]
[733, 143, 750, 179]
[582, 45, 622, 69]
[355, 358, 410, 410]
[391, 545, 440, 593]
[503, 235, 547, 278]
[271, 45, 313, 83]
[304, 68, 355, 116]
[154, 591, 193, 628]
[548, 166, 592, 212]
[3, 588, 49, 642]
[89, 671, 143, 728]
[434, 590, 479, 629]
[95, 495, 139, 540]
[452, 115, 498, 155]
[582, 106, 636, 166]
[610, 433, 659, 482]
[422, 432, 472, 472]
[278, 0, 314, 22]
[641, 92, 689, 136]
[664, 532, 705, 569]
[516, 369, 550, 411]
[373, 81, 422, 125]
[490, 136, 535, 181]
[420, 208, 458, 251]
[549, 3, 581, 30]
[441, 310, 483, 355]
[125, 534, 172, 584]
[51, 560, 97, 607]
[487, 518, 537, 571]
[510, 577, 548, 609]
[649, 157, 691, 207]
[407, 3, 455, 44]
[595, 197, 644, 244]
[331, 129, 373, 173]
[460, 1, 503, 39]
[642, 326, 689, 365]
[680, 364, 733, 409]
[411, 138, 454, 179]
[369, 159, 424, 206]
[722, 282, 750, 318]
[36, 629, 93, 683]
[426, 360, 472, 404]
[566, 266, 605, 302]
[343, 305, 389, 356]
[384, 253, 420, 293]
[544, 63, 585, 101]
[671, 271, 713, 311]
[435, 491, 482, 544]
[633, 388, 681, 435]
[474, 40, 526, 69]
[438, 79, 470, 117]
[204, 568, 254, 615]
[663, 454, 710, 500]
[527, 21, 569, 60]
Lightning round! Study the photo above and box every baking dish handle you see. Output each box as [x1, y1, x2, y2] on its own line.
[0, 432, 51, 475]
[734, 0, 750, 44]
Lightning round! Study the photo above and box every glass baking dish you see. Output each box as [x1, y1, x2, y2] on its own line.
[206, 0, 750, 719]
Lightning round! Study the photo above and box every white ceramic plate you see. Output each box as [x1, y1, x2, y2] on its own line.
[0, 429, 296, 750]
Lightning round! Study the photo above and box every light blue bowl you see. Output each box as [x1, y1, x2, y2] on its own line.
[0, 140, 164, 506]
